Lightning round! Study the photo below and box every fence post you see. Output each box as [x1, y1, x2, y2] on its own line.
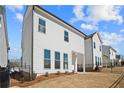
[110, 62, 113, 73]
[29, 65, 30, 80]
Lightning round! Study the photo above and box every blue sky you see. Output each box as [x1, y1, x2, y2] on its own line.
[6, 5, 124, 59]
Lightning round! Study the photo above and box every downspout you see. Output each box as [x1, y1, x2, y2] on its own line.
[83, 39, 85, 72]
[91, 37, 94, 70]
[31, 6, 34, 80]
[3, 6, 9, 67]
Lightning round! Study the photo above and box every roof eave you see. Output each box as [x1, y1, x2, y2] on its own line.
[33, 5, 86, 38]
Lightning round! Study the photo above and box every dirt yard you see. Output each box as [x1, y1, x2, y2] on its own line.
[118, 77, 124, 88]
[11, 67, 124, 88]
[101, 67, 124, 74]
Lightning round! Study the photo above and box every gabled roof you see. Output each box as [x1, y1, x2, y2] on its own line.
[33, 5, 87, 37]
[109, 46, 117, 52]
[85, 32, 103, 43]
[103, 45, 117, 52]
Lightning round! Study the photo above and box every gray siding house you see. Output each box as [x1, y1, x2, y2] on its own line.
[0, 6, 9, 67]
[102, 45, 117, 67]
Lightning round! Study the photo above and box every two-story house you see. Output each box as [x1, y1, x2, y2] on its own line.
[102, 45, 117, 67]
[22, 5, 86, 79]
[116, 55, 124, 66]
[85, 32, 103, 71]
[0, 6, 9, 67]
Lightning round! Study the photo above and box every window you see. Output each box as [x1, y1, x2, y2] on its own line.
[109, 50, 111, 54]
[93, 42, 96, 49]
[98, 57, 99, 66]
[100, 58, 101, 65]
[64, 31, 69, 42]
[44, 49, 51, 68]
[63, 53, 68, 69]
[0, 16, 1, 28]
[38, 18, 46, 33]
[0, 16, 1, 22]
[95, 56, 97, 66]
[55, 51, 60, 69]
[99, 46, 102, 51]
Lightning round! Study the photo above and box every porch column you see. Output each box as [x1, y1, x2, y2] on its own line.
[75, 55, 77, 72]
[83, 54, 85, 72]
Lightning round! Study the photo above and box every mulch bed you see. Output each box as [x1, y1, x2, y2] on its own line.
[10, 72, 75, 87]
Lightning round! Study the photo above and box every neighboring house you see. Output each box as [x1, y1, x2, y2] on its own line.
[116, 55, 121, 66]
[116, 55, 124, 66]
[22, 5, 86, 79]
[0, 6, 9, 67]
[102, 45, 117, 67]
[85, 32, 103, 71]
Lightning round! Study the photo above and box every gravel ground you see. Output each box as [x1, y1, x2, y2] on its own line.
[28, 72, 121, 88]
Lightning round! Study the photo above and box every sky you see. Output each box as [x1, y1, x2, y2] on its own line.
[5, 5, 124, 59]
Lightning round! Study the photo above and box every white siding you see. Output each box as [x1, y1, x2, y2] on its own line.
[85, 33, 102, 70]
[109, 48, 116, 64]
[33, 11, 85, 74]
[85, 38, 92, 66]
[22, 6, 33, 73]
[92, 33, 102, 68]
[0, 6, 8, 67]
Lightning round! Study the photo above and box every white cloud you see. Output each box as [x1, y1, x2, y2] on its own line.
[70, 6, 84, 23]
[16, 13, 23, 22]
[6, 5, 23, 12]
[9, 42, 21, 54]
[120, 29, 124, 33]
[80, 23, 98, 30]
[10, 48, 19, 53]
[71, 5, 123, 24]
[100, 31, 124, 45]
[6, 6, 24, 22]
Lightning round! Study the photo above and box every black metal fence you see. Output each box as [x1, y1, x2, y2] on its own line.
[10, 65, 36, 81]
[77, 64, 94, 72]
[0, 67, 10, 88]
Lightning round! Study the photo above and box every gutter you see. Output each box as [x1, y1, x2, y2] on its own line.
[91, 37, 94, 69]
[31, 6, 34, 80]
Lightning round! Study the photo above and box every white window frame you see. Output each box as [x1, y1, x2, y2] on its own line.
[55, 51, 61, 69]
[38, 18, 46, 33]
[44, 49, 51, 69]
